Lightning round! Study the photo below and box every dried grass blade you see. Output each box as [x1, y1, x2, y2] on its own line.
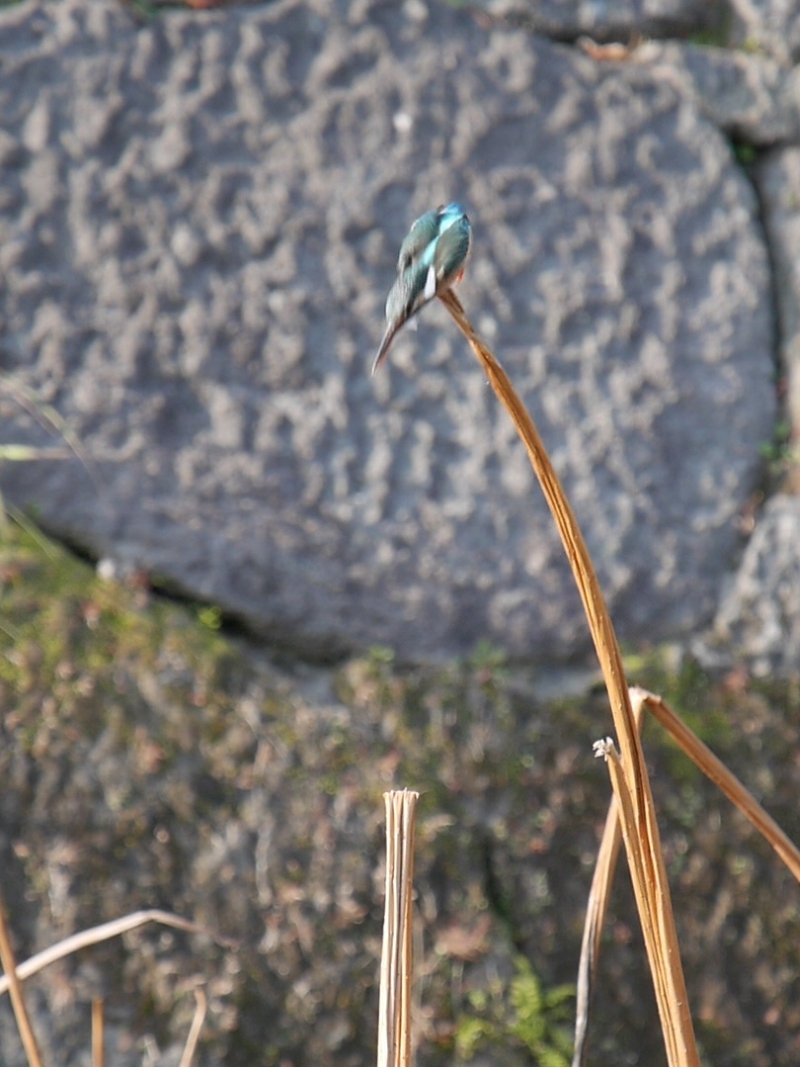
[595, 739, 681, 1064]
[439, 291, 644, 797]
[0, 894, 43, 1067]
[572, 796, 622, 1067]
[634, 687, 800, 883]
[0, 375, 98, 490]
[439, 289, 698, 1067]
[178, 988, 208, 1067]
[0, 909, 233, 997]
[573, 698, 645, 1066]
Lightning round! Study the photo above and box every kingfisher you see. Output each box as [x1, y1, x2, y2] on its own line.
[372, 202, 472, 374]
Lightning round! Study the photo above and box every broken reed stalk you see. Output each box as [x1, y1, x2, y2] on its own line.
[377, 790, 419, 1067]
[92, 998, 104, 1067]
[0, 890, 43, 1067]
[439, 288, 699, 1067]
[178, 989, 208, 1067]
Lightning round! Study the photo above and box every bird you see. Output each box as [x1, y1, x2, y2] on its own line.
[372, 202, 472, 374]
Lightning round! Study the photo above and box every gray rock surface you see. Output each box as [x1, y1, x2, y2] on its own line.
[688, 147, 800, 679]
[755, 146, 800, 443]
[633, 39, 800, 143]
[699, 494, 800, 674]
[482, 0, 713, 42]
[726, 0, 800, 64]
[0, 0, 778, 663]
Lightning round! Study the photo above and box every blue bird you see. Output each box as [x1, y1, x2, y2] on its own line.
[372, 202, 472, 374]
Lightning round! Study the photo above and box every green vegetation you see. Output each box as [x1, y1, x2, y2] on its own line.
[760, 419, 797, 471]
[688, 28, 730, 48]
[456, 957, 573, 1066]
[0, 519, 247, 762]
[732, 139, 757, 165]
[1, 516, 799, 1065]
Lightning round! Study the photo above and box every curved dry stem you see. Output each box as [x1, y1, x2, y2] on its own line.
[0, 896, 43, 1067]
[438, 291, 642, 790]
[0, 909, 234, 998]
[633, 687, 800, 883]
[438, 288, 698, 1067]
[178, 989, 208, 1067]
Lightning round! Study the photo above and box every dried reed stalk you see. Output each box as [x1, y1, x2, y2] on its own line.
[439, 288, 699, 1067]
[573, 695, 645, 1066]
[0, 892, 43, 1067]
[377, 790, 419, 1067]
[0, 900, 219, 1067]
[633, 687, 800, 883]
[92, 998, 104, 1067]
[178, 989, 208, 1067]
[0, 909, 231, 997]
[575, 685, 800, 1067]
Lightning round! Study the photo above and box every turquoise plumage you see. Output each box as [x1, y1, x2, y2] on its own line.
[372, 202, 472, 374]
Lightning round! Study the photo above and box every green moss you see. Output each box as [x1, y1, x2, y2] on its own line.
[688, 29, 730, 48]
[732, 140, 757, 165]
[0, 520, 247, 763]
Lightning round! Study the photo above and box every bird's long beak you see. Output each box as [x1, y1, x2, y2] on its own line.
[371, 322, 397, 375]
